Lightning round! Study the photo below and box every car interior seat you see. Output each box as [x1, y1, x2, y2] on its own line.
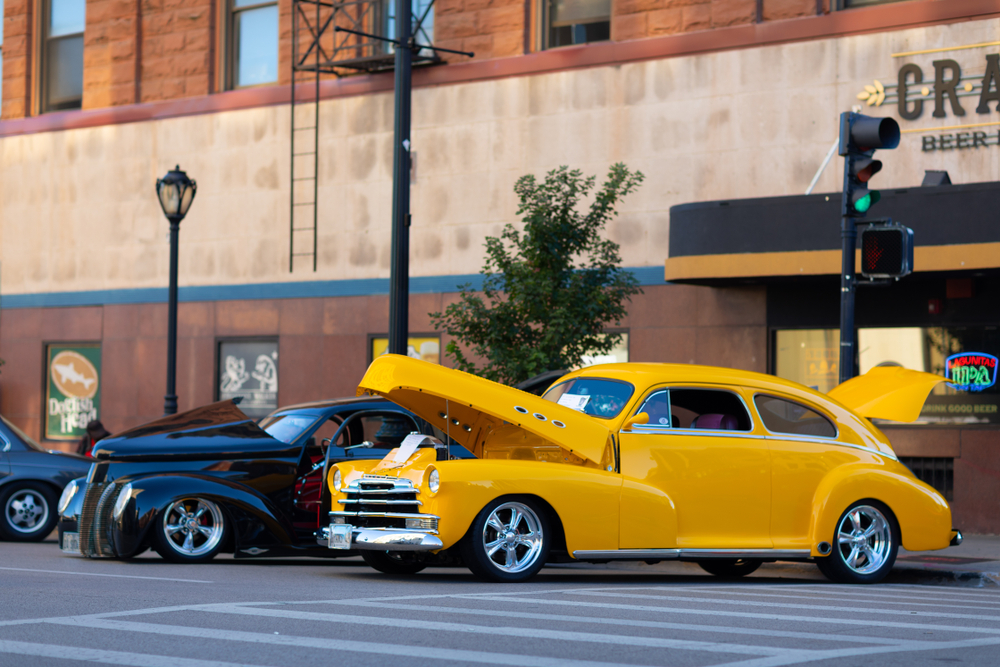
[692, 413, 738, 430]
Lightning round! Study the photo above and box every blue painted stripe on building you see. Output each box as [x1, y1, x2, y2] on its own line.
[0, 267, 665, 310]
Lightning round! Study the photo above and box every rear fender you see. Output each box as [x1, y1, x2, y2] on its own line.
[113, 474, 295, 557]
[808, 462, 952, 555]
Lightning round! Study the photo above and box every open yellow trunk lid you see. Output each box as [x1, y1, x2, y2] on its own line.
[828, 366, 947, 422]
[357, 355, 612, 465]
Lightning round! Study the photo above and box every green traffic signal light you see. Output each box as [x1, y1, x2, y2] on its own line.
[851, 189, 880, 213]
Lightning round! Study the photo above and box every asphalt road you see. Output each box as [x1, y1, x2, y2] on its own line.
[1, 537, 999, 667]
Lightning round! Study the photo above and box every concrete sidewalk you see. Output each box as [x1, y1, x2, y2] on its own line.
[893, 533, 1000, 586]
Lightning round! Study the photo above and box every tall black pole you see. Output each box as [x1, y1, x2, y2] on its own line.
[388, 0, 413, 356]
[838, 111, 856, 385]
[838, 215, 856, 385]
[164, 218, 180, 415]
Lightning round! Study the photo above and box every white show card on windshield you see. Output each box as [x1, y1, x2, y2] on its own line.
[391, 433, 428, 463]
[557, 394, 590, 412]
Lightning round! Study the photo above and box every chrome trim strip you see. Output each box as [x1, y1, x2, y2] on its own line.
[341, 488, 420, 495]
[330, 511, 439, 521]
[352, 529, 444, 551]
[338, 499, 423, 506]
[573, 549, 680, 560]
[572, 548, 811, 560]
[765, 435, 897, 460]
[629, 426, 766, 439]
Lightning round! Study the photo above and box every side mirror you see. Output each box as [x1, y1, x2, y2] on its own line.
[622, 412, 649, 432]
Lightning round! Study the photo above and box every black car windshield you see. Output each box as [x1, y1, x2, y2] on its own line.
[259, 414, 319, 444]
[542, 378, 635, 419]
[0, 415, 46, 452]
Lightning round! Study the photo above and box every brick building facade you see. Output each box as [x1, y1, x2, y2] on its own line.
[2, 0, 1000, 531]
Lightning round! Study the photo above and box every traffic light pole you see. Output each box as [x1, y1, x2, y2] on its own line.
[838, 213, 857, 385]
[388, 0, 413, 357]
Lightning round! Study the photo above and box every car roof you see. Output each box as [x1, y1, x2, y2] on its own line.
[563, 363, 830, 400]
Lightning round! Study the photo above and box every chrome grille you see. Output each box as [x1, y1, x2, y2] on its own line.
[78, 482, 118, 558]
[332, 475, 438, 533]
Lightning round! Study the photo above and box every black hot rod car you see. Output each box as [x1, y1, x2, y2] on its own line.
[57, 397, 465, 563]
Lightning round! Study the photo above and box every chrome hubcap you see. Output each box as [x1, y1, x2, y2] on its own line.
[162, 499, 224, 556]
[5, 490, 49, 534]
[836, 505, 892, 575]
[482, 502, 543, 574]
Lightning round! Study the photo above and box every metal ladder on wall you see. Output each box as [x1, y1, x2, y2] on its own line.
[289, 0, 323, 273]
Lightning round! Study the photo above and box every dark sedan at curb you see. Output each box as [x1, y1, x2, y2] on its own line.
[57, 396, 465, 563]
[1, 415, 92, 541]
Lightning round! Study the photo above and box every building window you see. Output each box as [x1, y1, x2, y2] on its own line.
[217, 339, 279, 418]
[386, 0, 434, 55]
[545, 0, 610, 49]
[839, 0, 909, 7]
[1, 0, 5, 110]
[42, 0, 85, 112]
[230, 0, 278, 88]
[45, 343, 102, 440]
[774, 326, 1000, 426]
[899, 457, 953, 501]
[370, 335, 441, 364]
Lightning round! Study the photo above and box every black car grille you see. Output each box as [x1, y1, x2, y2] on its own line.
[78, 482, 118, 557]
[331, 475, 437, 532]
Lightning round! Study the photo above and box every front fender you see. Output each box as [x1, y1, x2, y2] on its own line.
[113, 473, 296, 557]
[808, 461, 952, 555]
[419, 460, 623, 553]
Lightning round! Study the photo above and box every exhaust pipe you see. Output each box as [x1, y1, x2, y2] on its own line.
[817, 541, 832, 555]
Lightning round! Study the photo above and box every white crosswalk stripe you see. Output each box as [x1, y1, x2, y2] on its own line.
[2, 580, 997, 666]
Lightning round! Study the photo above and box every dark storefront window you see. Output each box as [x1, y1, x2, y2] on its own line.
[899, 457, 953, 500]
[217, 340, 279, 418]
[775, 326, 999, 425]
[545, 0, 610, 49]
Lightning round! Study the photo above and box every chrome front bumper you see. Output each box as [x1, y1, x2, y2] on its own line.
[317, 525, 443, 551]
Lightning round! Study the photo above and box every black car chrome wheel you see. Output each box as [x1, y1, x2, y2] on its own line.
[361, 551, 427, 575]
[151, 498, 227, 563]
[697, 559, 762, 578]
[816, 500, 898, 584]
[460, 497, 550, 583]
[0, 482, 58, 541]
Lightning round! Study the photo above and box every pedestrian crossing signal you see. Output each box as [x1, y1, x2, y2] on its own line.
[860, 223, 914, 279]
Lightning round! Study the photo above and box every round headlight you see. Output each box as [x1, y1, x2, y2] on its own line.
[57, 480, 79, 515]
[112, 483, 133, 520]
[428, 468, 440, 494]
[332, 468, 342, 491]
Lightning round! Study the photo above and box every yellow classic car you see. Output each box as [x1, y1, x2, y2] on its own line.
[325, 355, 961, 583]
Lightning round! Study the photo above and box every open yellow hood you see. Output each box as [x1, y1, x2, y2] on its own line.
[357, 355, 612, 465]
[828, 366, 947, 422]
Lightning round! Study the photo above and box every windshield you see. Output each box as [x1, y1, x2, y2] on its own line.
[259, 414, 319, 444]
[0, 415, 46, 452]
[542, 378, 635, 419]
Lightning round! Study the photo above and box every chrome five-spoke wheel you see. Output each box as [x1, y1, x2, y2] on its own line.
[152, 498, 227, 563]
[0, 483, 57, 542]
[817, 500, 898, 584]
[461, 498, 550, 582]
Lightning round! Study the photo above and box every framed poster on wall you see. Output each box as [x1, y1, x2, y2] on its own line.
[217, 340, 279, 418]
[45, 343, 102, 440]
[369, 335, 441, 364]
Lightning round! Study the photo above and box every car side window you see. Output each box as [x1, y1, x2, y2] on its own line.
[633, 388, 753, 432]
[754, 395, 836, 438]
[317, 413, 421, 460]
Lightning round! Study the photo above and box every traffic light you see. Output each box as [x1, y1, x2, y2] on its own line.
[859, 222, 914, 279]
[839, 112, 900, 218]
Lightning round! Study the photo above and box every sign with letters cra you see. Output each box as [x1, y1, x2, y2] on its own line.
[858, 45, 1000, 151]
[45, 344, 102, 440]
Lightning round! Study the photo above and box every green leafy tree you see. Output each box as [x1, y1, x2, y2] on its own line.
[430, 163, 644, 385]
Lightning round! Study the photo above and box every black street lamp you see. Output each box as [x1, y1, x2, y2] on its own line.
[155, 165, 197, 415]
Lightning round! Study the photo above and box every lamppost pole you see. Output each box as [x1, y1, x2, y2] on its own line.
[165, 216, 181, 415]
[155, 165, 197, 416]
[388, 0, 413, 356]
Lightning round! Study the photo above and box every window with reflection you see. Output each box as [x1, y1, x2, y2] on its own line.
[545, 0, 610, 49]
[542, 378, 634, 419]
[230, 0, 278, 88]
[754, 395, 836, 438]
[43, 0, 85, 111]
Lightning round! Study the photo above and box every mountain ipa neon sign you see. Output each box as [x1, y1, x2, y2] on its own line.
[945, 353, 998, 392]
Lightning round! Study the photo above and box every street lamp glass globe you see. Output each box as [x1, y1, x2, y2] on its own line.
[155, 165, 197, 220]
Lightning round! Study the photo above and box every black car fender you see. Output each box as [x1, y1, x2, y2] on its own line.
[112, 473, 296, 558]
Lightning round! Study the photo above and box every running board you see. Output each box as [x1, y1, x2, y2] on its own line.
[572, 548, 811, 561]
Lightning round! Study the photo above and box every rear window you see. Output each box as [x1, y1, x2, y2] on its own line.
[542, 378, 634, 419]
[754, 395, 836, 438]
